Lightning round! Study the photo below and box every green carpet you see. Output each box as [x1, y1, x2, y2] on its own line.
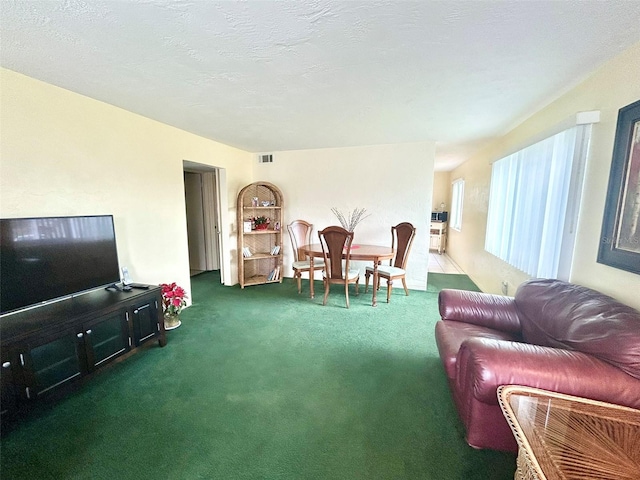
[1, 273, 515, 479]
[426, 273, 481, 293]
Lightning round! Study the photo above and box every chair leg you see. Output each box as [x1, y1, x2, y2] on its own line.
[323, 279, 329, 306]
[344, 282, 350, 309]
[365, 271, 370, 292]
[387, 279, 392, 303]
[402, 277, 409, 296]
[355, 278, 359, 296]
[296, 271, 302, 294]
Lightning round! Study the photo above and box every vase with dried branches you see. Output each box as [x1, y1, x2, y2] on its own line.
[331, 207, 371, 232]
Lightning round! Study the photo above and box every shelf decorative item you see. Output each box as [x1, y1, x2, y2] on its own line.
[331, 207, 371, 232]
[253, 215, 270, 230]
[160, 282, 187, 330]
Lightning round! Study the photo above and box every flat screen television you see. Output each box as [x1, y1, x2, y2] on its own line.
[0, 215, 121, 315]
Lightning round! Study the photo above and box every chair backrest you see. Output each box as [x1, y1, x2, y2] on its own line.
[288, 220, 314, 262]
[391, 222, 416, 269]
[318, 226, 354, 281]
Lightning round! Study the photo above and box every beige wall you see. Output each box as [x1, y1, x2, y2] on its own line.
[431, 171, 451, 212]
[447, 41, 640, 309]
[251, 142, 435, 289]
[0, 68, 254, 303]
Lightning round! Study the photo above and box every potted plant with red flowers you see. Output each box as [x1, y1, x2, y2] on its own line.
[160, 282, 187, 330]
[253, 216, 270, 230]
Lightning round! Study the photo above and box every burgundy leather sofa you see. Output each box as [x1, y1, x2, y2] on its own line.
[435, 278, 640, 452]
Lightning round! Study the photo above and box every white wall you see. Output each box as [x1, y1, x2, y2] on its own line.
[0, 68, 253, 303]
[251, 142, 435, 290]
[446, 41, 640, 309]
[431, 171, 451, 212]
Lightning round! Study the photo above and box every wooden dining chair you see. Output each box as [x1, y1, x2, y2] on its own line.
[287, 220, 324, 294]
[365, 222, 416, 303]
[318, 226, 360, 308]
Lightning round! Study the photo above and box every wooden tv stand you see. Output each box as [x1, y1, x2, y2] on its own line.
[0, 285, 166, 428]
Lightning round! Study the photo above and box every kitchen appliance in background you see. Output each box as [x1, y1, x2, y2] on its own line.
[431, 211, 448, 222]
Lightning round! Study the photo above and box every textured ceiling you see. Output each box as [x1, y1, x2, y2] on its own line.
[2, 1, 640, 170]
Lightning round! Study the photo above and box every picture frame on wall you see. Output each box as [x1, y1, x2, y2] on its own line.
[597, 99, 640, 275]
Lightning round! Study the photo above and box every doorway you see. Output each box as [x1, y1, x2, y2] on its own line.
[183, 161, 228, 284]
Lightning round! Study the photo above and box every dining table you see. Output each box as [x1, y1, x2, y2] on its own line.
[300, 243, 395, 307]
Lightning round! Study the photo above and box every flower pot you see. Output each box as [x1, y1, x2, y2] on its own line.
[255, 223, 269, 230]
[164, 312, 181, 330]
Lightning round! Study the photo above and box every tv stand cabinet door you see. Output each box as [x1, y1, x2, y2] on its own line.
[19, 328, 86, 401]
[130, 294, 164, 347]
[82, 309, 130, 371]
[1, 349, 18, 418]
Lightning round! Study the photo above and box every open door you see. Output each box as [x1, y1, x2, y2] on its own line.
[184, 171, 207, 274]
[201, 171, 221, 271]
[183, 163, 226, 283]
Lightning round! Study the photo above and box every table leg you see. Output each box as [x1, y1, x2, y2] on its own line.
[371, 262, 379, 307]
[309, 256, 315, 299]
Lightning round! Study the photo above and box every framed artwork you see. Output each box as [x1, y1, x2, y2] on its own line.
[598, 99, 640, 275]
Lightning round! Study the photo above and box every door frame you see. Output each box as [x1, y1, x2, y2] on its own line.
[183, 161, 229, 285]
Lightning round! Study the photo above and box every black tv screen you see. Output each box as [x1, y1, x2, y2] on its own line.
[1, 215, 120, 315]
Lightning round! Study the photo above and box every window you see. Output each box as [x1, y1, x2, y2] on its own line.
[485, 125, 591, 280]
[450, 178, 464, 231]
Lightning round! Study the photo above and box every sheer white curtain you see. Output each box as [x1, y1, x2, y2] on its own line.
[485, 126, 587, 279]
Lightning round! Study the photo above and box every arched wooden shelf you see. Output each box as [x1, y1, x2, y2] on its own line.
[236, 182, 284, 288]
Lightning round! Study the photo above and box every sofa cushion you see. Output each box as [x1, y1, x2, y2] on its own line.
[456, 337, 640, 409]
[438, 289, 522, 333]
[434, 320, 521, 381]
[515, 279, 640, 380]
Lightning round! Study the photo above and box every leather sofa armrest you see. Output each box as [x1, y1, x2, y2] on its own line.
[438, 289, 521, 333]
[457, 338, 640, 409]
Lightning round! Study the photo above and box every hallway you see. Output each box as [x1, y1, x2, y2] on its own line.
[428, 253, 464, 274]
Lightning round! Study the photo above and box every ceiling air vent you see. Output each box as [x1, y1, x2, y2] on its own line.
[258, 154, 273, 164]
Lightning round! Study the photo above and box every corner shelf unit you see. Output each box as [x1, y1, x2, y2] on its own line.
[237, 182, 284, 288]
